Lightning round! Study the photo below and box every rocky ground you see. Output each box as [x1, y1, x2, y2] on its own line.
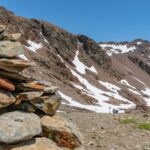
[67, 110, 150, 150]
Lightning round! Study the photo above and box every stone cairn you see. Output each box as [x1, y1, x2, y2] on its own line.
[0, 25, 83, 150]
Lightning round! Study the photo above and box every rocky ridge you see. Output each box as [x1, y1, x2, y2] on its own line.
[0, 25, 83, 150]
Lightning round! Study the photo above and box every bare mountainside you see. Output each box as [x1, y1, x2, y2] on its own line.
[0, 6, 150, 113]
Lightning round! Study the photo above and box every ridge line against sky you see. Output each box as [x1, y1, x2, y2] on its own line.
[0, 0, 150, 42]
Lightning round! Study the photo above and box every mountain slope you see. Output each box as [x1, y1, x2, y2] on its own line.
[0, 6, 150, 113]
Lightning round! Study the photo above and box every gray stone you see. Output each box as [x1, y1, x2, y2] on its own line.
[0, 41, 24, 58]
[31, 94, 61, 115]
[0, 111, 42, 144]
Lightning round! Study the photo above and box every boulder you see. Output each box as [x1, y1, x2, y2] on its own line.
[0, 111, 42, 144]
[0, 138, 63, 150]
[31, 94, 61, 115]
[0, 90, 16, 108]
[0, 41, 24, 58]
[41, 114, 82, 149]
[0, 78, 15, 91]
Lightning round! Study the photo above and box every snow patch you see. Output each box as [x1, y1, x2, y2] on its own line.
[137, 42, 142, 45]
[141, 88, 150, 106]
[57, 54, 64, 63]
[40, 32, 49, 44]
[18, 54, 28, 61]
[72, 50, 97, 74]
[120, 80, 136, 89]
[128, 89, 141, 96]
[25, 40, 42, 52]
[99, 81, 120, 93]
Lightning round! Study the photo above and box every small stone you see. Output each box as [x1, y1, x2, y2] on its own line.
[43, 86, 59, 94]
[0, 111, 42, 144]
[16, 91, 43, 104]
[0, 78, 15, 91]
[31, 94, 61, 115]
[15, 81, 52, 92]
[0, 90, 16, 108]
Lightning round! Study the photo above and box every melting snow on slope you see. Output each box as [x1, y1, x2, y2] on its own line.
[71, 82, 93, 95]
[57, 50, 135, 113]
[72, 50, 97, 74]
[58, 91, 116, 113]
[25, 40, 42, 52]
[141, 88, 150, 106]
[99, 44, 136, 56]
[120, 79, 136, 89]
[68, 67, 135, 113]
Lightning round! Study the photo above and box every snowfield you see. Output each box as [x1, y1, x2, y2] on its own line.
[99, 44, 136, 56]
[56, 48, 150, 113]
[63, 66, 135, 113]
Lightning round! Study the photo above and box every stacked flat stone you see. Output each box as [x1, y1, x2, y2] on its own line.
[0, 25, 83, 150]
[0, 25, 60, 115]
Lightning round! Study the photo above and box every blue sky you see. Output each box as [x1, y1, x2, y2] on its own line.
[0, 0, 150, 42]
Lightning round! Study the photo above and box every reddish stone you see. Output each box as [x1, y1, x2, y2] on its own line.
[0, 78, 15, 91]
